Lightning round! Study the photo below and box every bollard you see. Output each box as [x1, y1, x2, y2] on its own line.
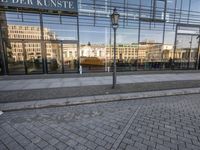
[79, 65, 82, 74]
[107, 67, 110, 72]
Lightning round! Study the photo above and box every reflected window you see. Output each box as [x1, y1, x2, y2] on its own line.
[43, 15, 77, 41]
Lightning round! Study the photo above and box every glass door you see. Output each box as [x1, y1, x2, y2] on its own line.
[46, 42, 63, 74]
[6, 41, 26, 75]
[24, 42, 43, 74]
[174, 24, 200, 70]
[62, 43, 78, 73]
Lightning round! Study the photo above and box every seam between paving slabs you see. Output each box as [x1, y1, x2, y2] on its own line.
[111, 105, 143, 150]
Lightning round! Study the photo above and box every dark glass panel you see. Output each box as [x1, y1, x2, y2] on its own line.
[46, 43, 62, 73]
[7, 42, 25, 74]
[24, 42, 43, 74]
[43, 15, 77, 41]
[63, 43, 78, 72]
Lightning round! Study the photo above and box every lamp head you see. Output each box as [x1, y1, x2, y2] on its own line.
[110, 8, 120, 29]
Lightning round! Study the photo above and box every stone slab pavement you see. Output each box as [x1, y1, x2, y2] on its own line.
[1, 87, 200, 111]
[1, 73, 200, 91]
[1, 94, 200, 150]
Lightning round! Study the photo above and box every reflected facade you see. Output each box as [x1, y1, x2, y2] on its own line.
[1, 0, 200, 75]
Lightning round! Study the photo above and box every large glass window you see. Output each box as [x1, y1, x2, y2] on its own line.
[113, 28, 138, 71]
[139, 22, 164, 70]
[2, 12, 42, 74]
[3, 12, 41, 40]
[190, 0, 200, 12]
[43, 15, 77, 41]
[1, 10, 78, 74]
[80, 26, 109, 72]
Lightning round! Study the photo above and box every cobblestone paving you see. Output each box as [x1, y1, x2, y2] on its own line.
[1, 94, 200, 150]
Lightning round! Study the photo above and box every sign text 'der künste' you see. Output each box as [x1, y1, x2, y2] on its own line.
[0, 0, 77, 12]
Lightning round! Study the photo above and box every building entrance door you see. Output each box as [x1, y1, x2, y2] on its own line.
[174, 24, 200, 70]
[5, 40, 44, 75]
[62, 42, 78, 73]
[45, 41, 78, 74]
[6, 41, 25, 75]
[24, 41, 43, 74]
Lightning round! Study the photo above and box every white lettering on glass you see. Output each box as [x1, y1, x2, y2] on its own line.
[37, 0, 43, 6]
[12, 0, 19, 4]
[27, 0, 33, 5]
[1, 0, 77, 11]
[50, 0, 56, 7]
[69, 1, 74, 9]
[0, 0, 8, 3]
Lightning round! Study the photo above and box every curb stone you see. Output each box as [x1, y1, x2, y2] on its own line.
[1, 87, 200, 112]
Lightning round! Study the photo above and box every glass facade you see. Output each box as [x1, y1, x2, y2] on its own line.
[1, 0, 200, 75]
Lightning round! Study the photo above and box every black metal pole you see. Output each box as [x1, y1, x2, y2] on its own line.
[196, 35, 200, 70]
[112, 28, 117, 89]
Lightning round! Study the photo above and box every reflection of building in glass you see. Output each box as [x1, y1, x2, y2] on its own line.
[81, 43, 106, 59]
[1, 0, 200, 75]
[107, 44, 138, 62]
[7, 25, 59, 62]
[0, 11, 9, 74]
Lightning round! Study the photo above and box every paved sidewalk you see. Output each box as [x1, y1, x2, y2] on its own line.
[1, 87, 200, 111]
[1, 73, 200, 91]
[1, 72, 200, 110]
[1, 94, 200, 150]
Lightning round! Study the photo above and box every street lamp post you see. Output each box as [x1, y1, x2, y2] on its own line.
[196, 35, 200, 70]
[110, 8, 120, 89]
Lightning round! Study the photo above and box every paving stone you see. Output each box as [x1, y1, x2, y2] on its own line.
[104, 136, 116, 144]
[74, 144, 87, 150]
[84, 141, 98, 149]
[95, 146, 106, 150]
[0, 144, 8, 150]
[156, 144, 170, 150]
[36, 140, 49, 149]
[125, 145, 138, 150]
[1, 94, 200, 150]
[24, 143, 41, 150]
[54, 142, 67, 150]
[95, 138, 107, 147]
[43, 145, 57, 150]
[86, 134, 96, 141]
[6, 141, 24, 150]
[134, 141, 148, 150]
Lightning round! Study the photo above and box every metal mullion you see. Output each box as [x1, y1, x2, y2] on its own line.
[0, 24, 7, 75]
[40, 13, 47, 74]
[188, 0, 191, 24]
[94, 0, 96, 26]
[173, 0, 177, 29]
[162, 0, 167, 44]
[22, 40, 27, 74]
[77, 15, 80, 73]
[137, 0, 141, 71]
[61, 41, 64, 73]
[173, 24, 178, 69]
[179, 0, 183, 23]
[196, 28, 200, 70]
